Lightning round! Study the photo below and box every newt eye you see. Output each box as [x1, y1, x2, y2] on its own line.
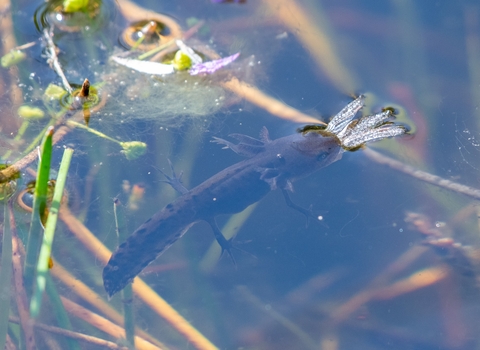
[316, 152, 328, 161]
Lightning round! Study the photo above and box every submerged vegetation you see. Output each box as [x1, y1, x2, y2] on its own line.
[1, 0, 480, 349]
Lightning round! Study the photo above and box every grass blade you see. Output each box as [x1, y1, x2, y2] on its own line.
[0, 201, 13, 350]
[45, 274, 82, 350]
[24, 126, 54, 297]
[114, 199, 136, 347]
[30, 147, 74, 318]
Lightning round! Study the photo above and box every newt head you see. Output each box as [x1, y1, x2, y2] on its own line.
[283, 130, 343, 183]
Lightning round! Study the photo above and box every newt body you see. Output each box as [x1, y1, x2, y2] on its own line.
[103, 96, 407, 297]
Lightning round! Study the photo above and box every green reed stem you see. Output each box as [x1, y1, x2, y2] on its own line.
[67, 120, 146, 160]
[137, 39, 175, 60]
[131, 34, 146, 51]
[24, 126, 54, 298]
[14, 121, 29, 142]
[20, 119, 56, 159]
[45, 274, 81, 350]
[66, 120, 119, 144]
[114, 199, 135, 347]
[30, 148, 73, 319]
[0, 200, 13, 350]
[1, 120, 30, 161]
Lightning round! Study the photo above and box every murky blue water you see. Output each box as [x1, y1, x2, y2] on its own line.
[1, 0, 480, 349]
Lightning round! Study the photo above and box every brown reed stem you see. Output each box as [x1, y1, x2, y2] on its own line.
[8, 315, 129, 350]
[9, 200, 36, 350]
[60, 297, 160, 350]
[364, 148, 480, 201]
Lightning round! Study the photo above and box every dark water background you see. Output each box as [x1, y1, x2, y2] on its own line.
[2, 0, 480, 349]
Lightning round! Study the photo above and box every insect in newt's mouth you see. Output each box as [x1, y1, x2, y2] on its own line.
[103, 95, 408, 297]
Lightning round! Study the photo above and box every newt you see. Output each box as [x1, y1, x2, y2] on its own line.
[103, 96, 407, 297]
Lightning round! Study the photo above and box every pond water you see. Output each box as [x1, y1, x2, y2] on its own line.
[1, 0, 480, 349]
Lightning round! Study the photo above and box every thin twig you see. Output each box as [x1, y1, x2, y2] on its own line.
[14, 41, 36, 51]
[221, 77, 324, 124]
[60, 297, 161, 350]
[8, 316, 129, 350]
[364, 148, 480, 201]
[43, 28, 73, 94]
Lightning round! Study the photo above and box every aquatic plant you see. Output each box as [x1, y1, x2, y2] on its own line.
[111, 40, 240, 76]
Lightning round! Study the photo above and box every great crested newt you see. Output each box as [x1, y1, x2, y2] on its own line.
[103, 96, 407, 297]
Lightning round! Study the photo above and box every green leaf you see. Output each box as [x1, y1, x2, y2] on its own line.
[43, 84, 67, 101]
[1, 50, 26, 68]
[120, 141, 147, 160]
[17, 105, 45, 120]
[24, 127, 54, 299]
[63, 0, 89, 13]
[30, 148, 74, 319]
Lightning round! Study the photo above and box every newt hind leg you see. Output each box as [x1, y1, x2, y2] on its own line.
[206, 218, 238, 265]
[205, 218, 255, 266]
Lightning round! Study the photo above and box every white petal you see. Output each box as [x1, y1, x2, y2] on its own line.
[111, 56, 175, 75]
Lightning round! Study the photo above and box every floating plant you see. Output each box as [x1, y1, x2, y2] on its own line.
[67, 120, 147, 160]
[34, 0, 109, 34]
[17, 105, 45, 120]
[1, 50, 26, 68]
[120, 19, 180, 51]
[111, 40, 240, 76]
